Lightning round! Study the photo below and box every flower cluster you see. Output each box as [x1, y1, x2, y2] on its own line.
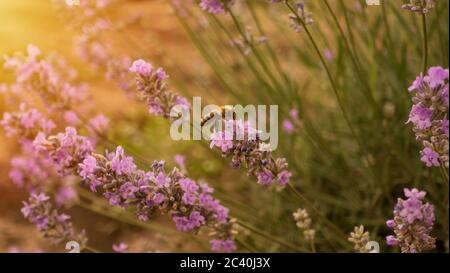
[0, 103, 55, 139]
[229, 27, 268, 56]
[293, 208, 315, 242]
[199, 0, 235, 14]
[210, 120, 292, 187]
[348, 225, 370, 253]
[130, 59, 190, 119]
[288, 2, 314, 33]
[407, 67, 449, 168]
[112, 243, 128, 253]
[402, 0, 437, 14]
[21, 193, 87, 249]
[386, 188, 436, 253]
[34, 127, 237, 252]
[282, 108, 300, 135]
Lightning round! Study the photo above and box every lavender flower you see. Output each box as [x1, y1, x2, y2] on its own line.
[112, 243, 128, 253]
[1, 104, 55, 139]
[3, 45, 87, 110]
[130, 59, 190, 119]
[348, 225, 370, 253]
[402, 0, 437, 14]
[33, 127, 94, 176]
[199, 0, 235, 14]
[293, 208, 315, 242]
[210, 120, 292, 187]
[407, 67, 449, 168]
[288, 2, 314, 33]
[34, 127, 237, 252]
[282, 108, 300, 134]
[386, 188, 436, 253]
[21, 193, 87, 249]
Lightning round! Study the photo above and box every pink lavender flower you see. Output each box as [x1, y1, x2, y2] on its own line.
[3, 45, 87, 110]
[407, 104, 433, 130]
[210, 239, 236, 252]
[420, 147, 440, 167]
[288, 2, 314, 33]
[282, 120, 295, 134]
[407, 67, 449, 168]
[386, 188, 436, 253]
[174, 154, 186, 170]
[257, 171, 274, 186]
[55, 185, 77, 206]
[130, 59, 190, 119]
[402, 0, 437, 14]
[1, 104, 55, 139]
[33, 127, 94, 176]
[21, 193, 87, 249]
[34, 128, 236, 252]
[199, 0, 235, 14]
[282, 108, 300, 134]
[277, 170, 293, 187]
[129, 59, 153, 77]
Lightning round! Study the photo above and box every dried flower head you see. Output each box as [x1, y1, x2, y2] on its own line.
[348, 225, 370, 253]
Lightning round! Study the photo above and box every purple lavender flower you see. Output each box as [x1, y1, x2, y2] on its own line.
[199, 0, 235, 14]
[33, 127, 94, 176]
[21, 193, 87, 249]
[3, 45, 88, 110]
[386, 188, 436, 253]
[129, 59, 153, 77]
[112, 243, 128, 253]
[420, 147, 440, 167]
[407, 67, 449, 168]
[402, 0, 438, 14]
[1, 104, 55, 139]
[257, 171, 274, 186]
[210, 239, 236, 252]
[407, 104, 433, 130]
[209, 120, 292, 187]
[282, 119, 295, 134]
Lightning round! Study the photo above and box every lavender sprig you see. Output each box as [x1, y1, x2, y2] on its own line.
[21, 193, 87, 250]
[199, 0, 235, 14]
[402, 0, 437, 14]
[34, 127, 237, 252]
[407, 67, 449, 168]
[386, 188, 436, 253]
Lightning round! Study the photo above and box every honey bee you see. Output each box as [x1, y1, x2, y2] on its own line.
[200, 105, 236, 127]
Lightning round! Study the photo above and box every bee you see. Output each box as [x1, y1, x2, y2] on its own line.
[200, 105, 236, 127]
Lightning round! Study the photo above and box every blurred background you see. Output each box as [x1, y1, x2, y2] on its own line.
[0, 0, 448, 252]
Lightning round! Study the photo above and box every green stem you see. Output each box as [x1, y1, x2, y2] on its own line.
[422, 13, 428, 74]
